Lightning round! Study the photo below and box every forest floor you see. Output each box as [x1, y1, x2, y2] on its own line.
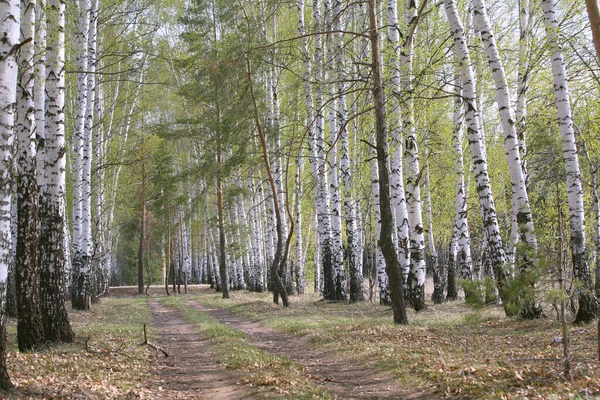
[1, 284, 599, 399]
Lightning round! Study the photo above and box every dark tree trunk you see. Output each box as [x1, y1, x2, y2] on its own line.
[16, 169, 45, 350]
[247, 56, 289, 308]
[5, 266, 16, 319]
[0, 284, 11, 389]
[369, 0, 408, 324]
[39, 200, 74, 343]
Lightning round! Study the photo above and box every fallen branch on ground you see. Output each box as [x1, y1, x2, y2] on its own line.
[126, 324, 169, 357]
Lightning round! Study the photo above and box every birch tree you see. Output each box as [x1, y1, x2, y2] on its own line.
[451, 78, 473, 298]
[326, 0, 347, 300]
[444, 0, 510, 307]
[312, 0, 335, 300]
[368, 0, 408, 324]
[71, 0, 91, 310]
[401, 0, 427, 311]
[542, 0, 596, 323]
[386, 0, 410, 293]
[472, 0, 541, 318]
[39, 0, 74, 342]
[16, 0, 45, 351]
[0, 0, 19, 387]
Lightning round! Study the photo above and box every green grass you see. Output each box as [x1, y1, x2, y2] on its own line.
[181, 287, 600, 399]
[159, 295, 330, 399]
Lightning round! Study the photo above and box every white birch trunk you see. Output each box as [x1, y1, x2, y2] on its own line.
[39, 0, 74, 342]
[473, 0, 537, 252]
[72, 0, 89, 252]
[0, 0, 19, 383]
[239, 200, 252, 289]
[444, 0, 508, 301]
[312, 0, 334, 299]
[542, 0, 596, 323]
[294, 155, 305, 294]
[401, 0, 426, 311]
[326, 0, 346, 300]
[370, 135, 389, 305]
[516, 0, 533, 186]
[71, 0, 90, 309]
[34, 0, 46, 183]
[386, 0, 411, 289]
[81, 0, 98, 295]
[424, 146, 442, 303]
[452, 82, 473, 283]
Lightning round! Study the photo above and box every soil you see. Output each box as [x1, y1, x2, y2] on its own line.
[148, 300, 255, 400]
[115, 286, 437, 399]
[182, 299, 437, 400]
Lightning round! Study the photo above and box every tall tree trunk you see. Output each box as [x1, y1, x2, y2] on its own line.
[425, 147, 443, 304]
[138, 115, 146, 295]
[71, 0, 90, 310]
[386, 0, 410, 292]
[16, 0, 45, 351]
[81, 0, 98, 302]
[368, 0, 408, 324]
[297, 0, 313, 297]
[39, 0, 74, 343]
[312, 0, 334, 300]
[247, 56, 289, 307]
[325, 0, 347, 300]
[216, 136, 230, 298]
[294, 155, 305, 294]
[401, 0, 426, 312]
[451, 76, 473, 296]
[444, 0, 509, 309]
[542, 0, 596, 323]
[370, 138, 389, 305]
[447, 227, 459, 300]
[472, 0, 541, 318]
[0, 0, 19, 387]
[516, 0, 533, 186]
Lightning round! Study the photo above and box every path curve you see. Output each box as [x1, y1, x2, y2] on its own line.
[148, 300, 254, 399]
[184, 300, 437, 399]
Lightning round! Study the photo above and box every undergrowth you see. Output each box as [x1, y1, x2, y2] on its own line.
[186, 287, 600, 399]
[4, 297, 153, 399]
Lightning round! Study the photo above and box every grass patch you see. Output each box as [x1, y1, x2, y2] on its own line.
[4, 297, 153, 399]
[159, 296, 330, 399]
[186, 287, 600, 399]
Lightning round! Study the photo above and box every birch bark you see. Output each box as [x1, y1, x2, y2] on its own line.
[542, 0, 596, 323]
[0, 0, 19, 386]
[312, 0, 334, 300]
[444, 0, 509, 306]
[16, 0, 45, 350]
[39, 0, 74, 343]
[386, 0, 410, 288]
[71, 0, 90, 310]
[327, 0, 347, 300]
[451, 80, 473, 290]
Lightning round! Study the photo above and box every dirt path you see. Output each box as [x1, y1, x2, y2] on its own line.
[148, 300, 255, 399]
[183, 300, 437, 400]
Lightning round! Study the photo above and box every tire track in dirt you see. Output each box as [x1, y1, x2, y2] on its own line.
[183, 300, 437, 400]
[148, 300, 255, 400]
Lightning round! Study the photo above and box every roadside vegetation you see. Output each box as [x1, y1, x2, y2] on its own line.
[3, 297, 153, 399]
[186, 288, 600, 399]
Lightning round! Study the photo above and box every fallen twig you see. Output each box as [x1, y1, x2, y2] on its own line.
[126, 324, 169, 357]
